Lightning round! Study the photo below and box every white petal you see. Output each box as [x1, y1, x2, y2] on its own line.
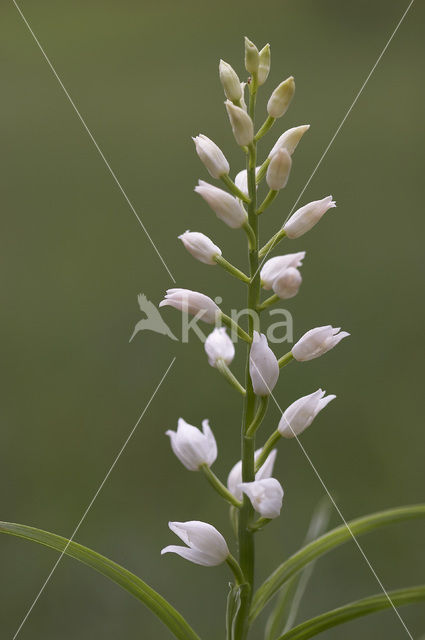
[161, 545, 220, 566]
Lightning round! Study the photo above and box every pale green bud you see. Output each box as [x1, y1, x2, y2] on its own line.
[244, 37, 259, 74]
[266, 148, 292, 191]
[240, 82, 248, 111]
[267, 76, 295, 118]
[225, 100, 254, 147]
[258, 44, 271, 85]
[219, 60, 242, 102]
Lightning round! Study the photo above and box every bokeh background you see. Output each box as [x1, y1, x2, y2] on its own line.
[1, 0, 424, 638]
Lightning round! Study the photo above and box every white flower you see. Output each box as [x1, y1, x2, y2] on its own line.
[266, 149, 292, 191]
[219, 60, 242, 102]
[272, 267, 302, 299]
[161, 521, 229, 566]
[195, 180, 247, 229]
[227, 449, 277, 502]
[269, 125, 310, 158]
[249, 331, 279, 396]
[234, 167, 260, 198]
[204, 327, 235, 367]
[192, 134, 229, 179]
[244, 36, 259, 74]
[239, 478, 284, 519]
[159, 288, 220, 324]
[278, 389, 336, 438]
[261, 252, 306, 290]
[178, 231, 221, 265]
[284, 196, 336, 239]
[258, 44, 271, 86]
[166, 417, 217, 470]
[292, 325, 350, 362]
[267, 76, 295, 118]
[225, 100, 254, 147]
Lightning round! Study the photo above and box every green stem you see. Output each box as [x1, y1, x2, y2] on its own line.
[221, 313, 252, 344]
[259, 228, 287, 259]
[257, 190, 278, 215]
[246, 396, 269, 437]
[215, 255, 250, 283]
[235, 72, 259, 640]
[258, 293, 280, 311]
[242, 221, 257, 251]
[255, 115, 276, 141]
[255, 430, 281, 472]
[201, 464, 242, 508]
[216, 359, 246, 396]
[226, 553, 247, 585]
[278, 352, 294, 369]
[248, 517, 272, 532]
[221, 174, 251, 204]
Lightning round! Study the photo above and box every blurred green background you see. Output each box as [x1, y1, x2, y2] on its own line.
[1, 0, 424, 638]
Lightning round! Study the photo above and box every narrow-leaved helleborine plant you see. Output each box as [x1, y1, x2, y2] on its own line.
[1, 36, 424, 640]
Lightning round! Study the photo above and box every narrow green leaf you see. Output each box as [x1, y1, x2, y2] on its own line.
[277, 585, 425, 640]
[251, 504, 425, 622]
[265, 498, 332, 640]
[0, 521, 201, 640]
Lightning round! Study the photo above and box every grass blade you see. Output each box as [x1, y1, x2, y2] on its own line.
[251, 503, 425, 622]
[0, 521, 201, 640]
[277, 585, 425, 640]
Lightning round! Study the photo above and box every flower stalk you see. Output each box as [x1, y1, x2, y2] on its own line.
[221, 173, 251, 203]
[215, 255, 251, 283]
[278, 351, 294, 368]
[201, 464, 243, 508]
[216, 358, 247, 396]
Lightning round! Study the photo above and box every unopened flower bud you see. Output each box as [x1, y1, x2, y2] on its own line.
[261, 252, 305, 290]
[195, 180, 248, 229]
[239, 478, 284, 519]
[192, 134, 229, 179]
[227, 449, 277, 502]
[278, 389, 336, 438]
[267, 76, 295, 118]
[244, 36, 259, 74]
[258, 44, 271, 86]
[159, 288, 220, 324]
[272, 266, 302, 299]
[234, 167, 261, 198]
[162, 521, 229, 566]
[219, 60, 242, 102]
[240, 82, 248, 111]
[292, 325, 350, 362]
[225, 100, 254, 146]
[266, 148, 292, 190]
[166, 418, 217, 470]
[204, 327, 235, 368]
[178, 231, 221, 265]
[284, 196, 336, 239]
[269, 125, 310, 158]
[249, 331, 279, 396]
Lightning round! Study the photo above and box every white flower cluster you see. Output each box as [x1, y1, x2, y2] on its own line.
[157, 37, 349, 571]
